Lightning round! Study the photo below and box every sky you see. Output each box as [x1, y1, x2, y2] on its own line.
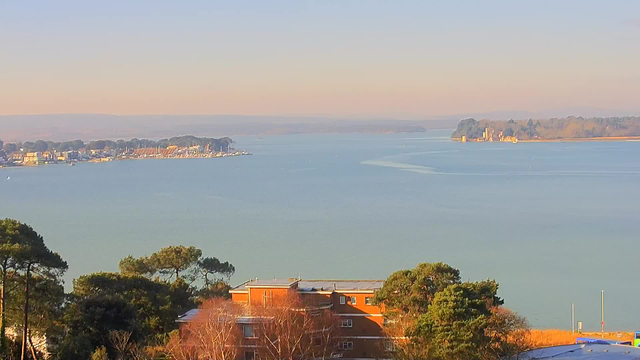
[1, 1, 640, 118]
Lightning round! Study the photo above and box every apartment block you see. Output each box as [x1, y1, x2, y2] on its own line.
[229, 278, 386, 360]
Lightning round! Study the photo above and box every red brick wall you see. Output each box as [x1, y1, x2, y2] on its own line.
[340, 338, 386, 359]
[248, 288, 292, 306]
[333, 293, 381, 315]
[231, 292, 248, 303]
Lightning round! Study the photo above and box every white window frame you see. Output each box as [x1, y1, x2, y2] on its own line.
[350, 296, 357, 305]
[243, 325, 254, 338]
[341, 318, 353, 328]
[339, 296, 346, 305]
[365, 297, 372, 305]
[342, 341, 354, 350]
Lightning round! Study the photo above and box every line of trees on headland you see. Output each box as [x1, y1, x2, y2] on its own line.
[451, 116, 640, 140]
[0, 136, 234, 155]
[1, 219, 532, 360]
[0, 219, 235, 360]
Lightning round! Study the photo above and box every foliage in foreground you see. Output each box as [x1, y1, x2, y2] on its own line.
[1, 218, 235, 360]
[375, 262, 531, 360]
[3, 219, 535, 360]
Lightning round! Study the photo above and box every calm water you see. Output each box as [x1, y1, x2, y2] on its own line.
[1, 130, 639, 330]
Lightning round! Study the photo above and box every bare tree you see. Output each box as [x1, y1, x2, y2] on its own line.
[309, 309, 342, 360]
[168, 298, 243, 360]
[164, 332, 198, 360]
[167, 294, 343, 360]
[109, 330, 132, 360]
[254, 293, 342, 360]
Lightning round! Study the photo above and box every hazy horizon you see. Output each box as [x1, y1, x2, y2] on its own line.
[2, 1, 640, 117]
[3, 108, 639, 142]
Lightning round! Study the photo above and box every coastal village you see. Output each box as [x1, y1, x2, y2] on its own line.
[0, 142, 251, 167]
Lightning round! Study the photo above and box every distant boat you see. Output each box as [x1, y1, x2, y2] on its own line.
[6, 176, 10, 180]
[69, 163, 75, 166]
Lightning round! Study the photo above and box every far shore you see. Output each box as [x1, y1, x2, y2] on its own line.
[452, 136, 640, 143]
[520, 136, 640, 142]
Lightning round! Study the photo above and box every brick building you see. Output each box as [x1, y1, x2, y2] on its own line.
[179, 278, 388, 360]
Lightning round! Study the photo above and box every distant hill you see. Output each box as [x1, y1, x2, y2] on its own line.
[451, 116, 640, 141]
[0, 114, 458, 142]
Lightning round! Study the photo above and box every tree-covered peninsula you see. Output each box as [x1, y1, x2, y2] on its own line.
[2, 135, 234, 154]
[451, 116, 640, 141]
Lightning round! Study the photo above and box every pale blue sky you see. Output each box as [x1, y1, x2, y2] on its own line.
[1, 1, 639, 117]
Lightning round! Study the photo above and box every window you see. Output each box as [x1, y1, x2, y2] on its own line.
[341, 319, 353, 328]
[341, 341, 354, 350]
[365, 297, 372, 305]
[313, 336, 321, 346]
[350, 296, 357, 305]
[243, 325, 254, 338]
[244, 351, 256, 360]
[339, 296, 346, 305]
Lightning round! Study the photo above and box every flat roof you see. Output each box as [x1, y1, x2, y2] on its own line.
[246, 279, 299, 287]
[231, 279, 384, 293]
[176, 308, 199, 323]
[298, 280, 384, 292]
[176, 309, 271, 324]
[520, 344, 640, 359]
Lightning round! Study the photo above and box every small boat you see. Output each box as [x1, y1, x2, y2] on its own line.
[69, 162, 76, 166]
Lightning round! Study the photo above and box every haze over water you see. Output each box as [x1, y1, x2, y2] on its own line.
[1, 130, 639, 330]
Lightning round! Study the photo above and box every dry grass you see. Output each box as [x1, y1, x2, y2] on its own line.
[526, 329, 635, 348]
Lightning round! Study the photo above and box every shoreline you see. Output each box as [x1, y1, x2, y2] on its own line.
[520, 136, 640, 143]
[0, 152, 252, 169]
[452, 136, 640, 143]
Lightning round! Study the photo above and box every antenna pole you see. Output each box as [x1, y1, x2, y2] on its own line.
[571, 303, 575, 335]
[601, 290, 605, 338]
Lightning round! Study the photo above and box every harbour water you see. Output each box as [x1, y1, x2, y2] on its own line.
[1, 130, 639, 330]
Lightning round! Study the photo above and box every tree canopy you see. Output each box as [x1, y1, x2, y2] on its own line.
[1, 135, 235, 154]
[374, 262, 461, 314]
[118, 246, 235, 286]
[451, 116, 640, 140]
[147, 246, 202, 281]
[0, 218, 68, 359]
[375, 262, 525, 360]
[197, 257, 235, 285]
[72, 272, 193, 337]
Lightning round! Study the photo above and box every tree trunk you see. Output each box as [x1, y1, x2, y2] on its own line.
[0, 265, 6, 353]
[28, 329, 39, 360]
[20, 263, 31, 360]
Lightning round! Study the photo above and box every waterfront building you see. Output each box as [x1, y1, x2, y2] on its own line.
[23, 152, 43, 165]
